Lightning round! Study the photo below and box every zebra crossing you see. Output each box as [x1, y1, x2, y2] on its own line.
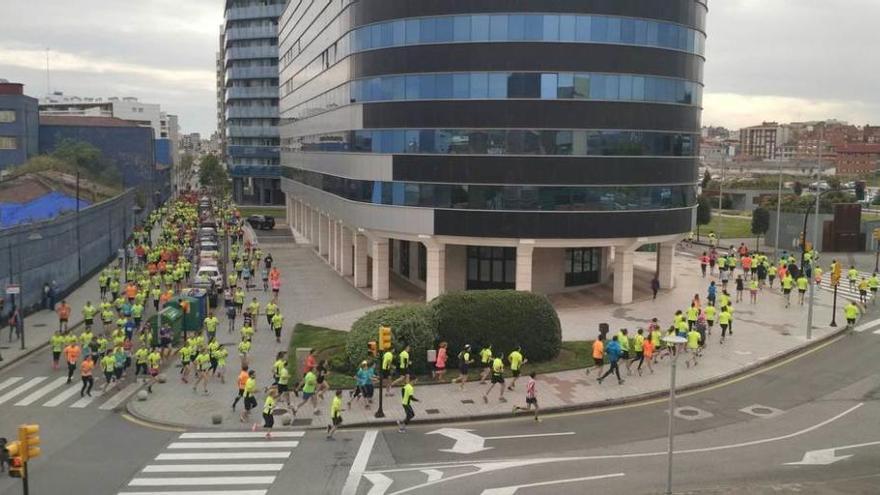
[0, 374, 143, 410]
[816, 269, 877, 303]
[118, 431, 303, 495]
[853, 317, 880, 334]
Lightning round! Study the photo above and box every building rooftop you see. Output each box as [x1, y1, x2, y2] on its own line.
[39, 116, 140, 128]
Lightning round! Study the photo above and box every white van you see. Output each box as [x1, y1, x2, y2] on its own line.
[196, 266, 222, 287]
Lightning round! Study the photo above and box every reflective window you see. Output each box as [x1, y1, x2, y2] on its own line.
[282, 167, 696, 212]
[292, 129, 697, 157]
[348, 13, 705, 56]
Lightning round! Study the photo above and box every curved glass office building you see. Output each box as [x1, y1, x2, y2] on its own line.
[279, 0, 706, 303]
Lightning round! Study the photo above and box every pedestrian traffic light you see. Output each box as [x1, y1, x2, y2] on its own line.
[378, 326, 392, 351]
[5, 440, 23, 478]
[18, 424, 40, 461]
[368, 340, 377, 356]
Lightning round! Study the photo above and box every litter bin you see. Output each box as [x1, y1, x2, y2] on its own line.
[167, 296, 203, 334]
[149, 306, 183, 345]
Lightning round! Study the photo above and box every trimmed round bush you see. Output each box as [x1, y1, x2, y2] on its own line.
[345, 304, 437, 374]
[432, 290, 562, 364]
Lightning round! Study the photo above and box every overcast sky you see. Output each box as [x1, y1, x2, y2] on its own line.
[0, 1, 877, 135]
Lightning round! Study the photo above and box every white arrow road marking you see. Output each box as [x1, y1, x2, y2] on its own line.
[421, 469, 443, 483]
[364, 473, 394, 495]
[479, 472, 626, 495]
[380, 403, 863, 495]
[426, 428, 575, 454]
[785, 440, 880, 466]
[341, 430, 378, 495]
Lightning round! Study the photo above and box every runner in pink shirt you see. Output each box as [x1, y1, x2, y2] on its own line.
[512, 372, 540, 422]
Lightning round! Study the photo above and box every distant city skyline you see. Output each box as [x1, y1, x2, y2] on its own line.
[0, 0, 877, 135]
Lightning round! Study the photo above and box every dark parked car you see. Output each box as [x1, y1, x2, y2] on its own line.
[247, 215, 275, 230]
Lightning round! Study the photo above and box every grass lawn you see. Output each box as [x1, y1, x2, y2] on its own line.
[240, 206, 286, 220]
[696, 215, 753, 240]
[285, 323, 592, 389]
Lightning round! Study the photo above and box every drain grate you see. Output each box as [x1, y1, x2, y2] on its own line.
[460, 399, 474, 404]
[425, 409, 440, 415]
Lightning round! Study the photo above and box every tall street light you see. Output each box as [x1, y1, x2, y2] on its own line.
[773, 160, 783, 262]
[805, 132, 824, 341]
[663, 334, 688, 495]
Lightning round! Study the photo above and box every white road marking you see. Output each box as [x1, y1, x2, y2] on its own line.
[167, 441, 299, 449]
[785, 440, 880, 466]
[120, 490, 267, 495]
[480, 472, 626, 495]
[142, 464, 283, 473]
[873, 328, 880, 335]
[0, 377, 47, 405]
[99, 382, 142, 410]
[364, 473, 393, 495]
[70, 390, 103, 408]
[43, 382, 86, 407]
[0, 376, 23, 393]
[341, 429, 378, 495]
[179, 431, 304, 439]
[427, 428, 575, 454]
[421, 469, 443, 483]
[382, 403, 864, 495]
[852, 318, 880, 332]
[129, 477, 276, 486]
[15, 377, 69, 406]
[155, 452, 291, 461]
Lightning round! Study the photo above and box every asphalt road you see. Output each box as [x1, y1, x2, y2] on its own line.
[278, 311, 880, 495]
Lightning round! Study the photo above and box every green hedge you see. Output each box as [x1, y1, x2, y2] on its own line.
[432, 290, 562, 364]
[344, 304, 437, 374]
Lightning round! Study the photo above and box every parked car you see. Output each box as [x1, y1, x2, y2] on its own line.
[247, 215, 275, 230]
[196, 266, 223, 287]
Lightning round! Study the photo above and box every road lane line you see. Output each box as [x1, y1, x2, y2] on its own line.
[0, 376, 22, 393]
[120, 491, 267, 495]
[167, 441, 299, 449]
[70, 390, 102, 408]
[129, 476, 276, 486]
[364, 473, 393, 495]
[342, 430, 378, 495]
[480, 472, 626, 495]
[99, 382, 142, 410]
[15, 377, 69, 406]
[0, 377, 47, 405]
[179, 432, 304, 439]
[43, 382, 85, 407]
[155, 452, 291, 461]
[142, 464, 283, 473]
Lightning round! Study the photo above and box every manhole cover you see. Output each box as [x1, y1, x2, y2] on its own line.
[739, 404, 785, 418]
[291, 418, 312, 426]
[679, 409, 699, 416]
[425, 409, 440, 415]
[461, 399, 474, 404]
[671, 406, 714, 421]
[752, 407, 772, 415]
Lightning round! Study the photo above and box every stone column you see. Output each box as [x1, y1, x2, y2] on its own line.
[613, 249, 635, 304]
[515, 244, 535, 291]
[340, 225, 354, 276]
[371, 237, 390, 300]
[318, 213, 329, 256]
[329, 218, 337, 267]
[425, 242, 446, 301]
[309, 207, 318, 246]
[354, 233, 368, 287]
[657, 240, 676, 289]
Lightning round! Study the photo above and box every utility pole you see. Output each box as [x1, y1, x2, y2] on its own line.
[805, 130, 824, 341]
[774, 160, 783, 262]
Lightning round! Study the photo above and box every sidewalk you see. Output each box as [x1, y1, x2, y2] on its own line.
[0, 267, 104, 369]
[128, 227, 854, 430]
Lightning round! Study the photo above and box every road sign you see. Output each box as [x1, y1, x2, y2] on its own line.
[426, 428, 576, 455]
[6, 284, 20, 295]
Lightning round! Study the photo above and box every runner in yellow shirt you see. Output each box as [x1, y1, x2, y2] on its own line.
[327, 389, 343, 439]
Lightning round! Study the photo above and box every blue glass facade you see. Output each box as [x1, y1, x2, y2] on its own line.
[223, 0, 285, 205]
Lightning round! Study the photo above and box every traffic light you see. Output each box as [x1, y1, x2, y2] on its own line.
[367, 341, 377, 356]
[5, 440, 24, 478]
[378, 326, 392, 351]
[18, 424, 40, 461]
[855, 181, 866, 201]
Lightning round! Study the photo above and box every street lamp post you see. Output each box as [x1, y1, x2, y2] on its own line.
[774, 161, 783, 262]
[717, 148, 726, 247]
[663, 334, 688, 495]
[805, 134, 823, 341]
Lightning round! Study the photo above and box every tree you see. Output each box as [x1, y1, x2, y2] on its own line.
[751, 207, 770, 251]
[696, 195, 712, 240]
[701, 169, 712, 189]
[198, 154, 230, 193]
